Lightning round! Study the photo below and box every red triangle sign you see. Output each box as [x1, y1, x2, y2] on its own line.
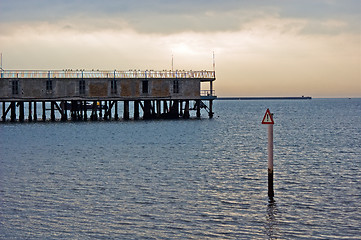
[262, 108, 274, 124]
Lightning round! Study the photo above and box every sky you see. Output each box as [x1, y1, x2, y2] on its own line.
[0, 0, 360, 97]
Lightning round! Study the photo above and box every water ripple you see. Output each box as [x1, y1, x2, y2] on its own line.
[1, 99, 360, 239]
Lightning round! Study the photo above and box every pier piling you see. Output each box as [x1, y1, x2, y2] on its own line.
[134, 100, 139, 120]
[2, 102, 6, 122]
[51, 101, 55, 121]
[28, 102, 32, 122]
[33, 102, 37, 121]
[124, 100, 129, 120]
[11, 102, 16, 122]
[42, 101, 46, 121]
[114, 101, 119, 120]
[19, 102, 24, 122]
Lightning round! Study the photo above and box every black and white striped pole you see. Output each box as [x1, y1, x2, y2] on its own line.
[262, 108, 275, 201]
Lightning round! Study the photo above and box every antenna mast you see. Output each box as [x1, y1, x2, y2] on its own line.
[212, 51, 215, 71]
[172, 54, 174, 71]
[0, 53, 2, 70]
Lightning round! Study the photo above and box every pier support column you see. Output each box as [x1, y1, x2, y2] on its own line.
[104, 101, 113, 121]
[114, 101, 119, 120]
[2, 102, 6, 122]
[33, 102, 37, 122]
[124, 100, 129, 120]
[42, 101, 46, 121]
[183, 100, 190, 119]
[104, 101, 108, 120]
[91, 101, 97, 121]
[152, 100, 156, 116]
[60, 101, 67, 121]
[19, 102, 24, 122]
[134, 100, 139, 120]
[179, 100, 183, 117]
[99, 101, 103, 119]
[143, 100, 152, 119]
[163, 100, 168, 114]
[64, 101, 68, 121]
[78, 101, 82, 120]
[171, 100, 179, 118]
[209, 100, 214, 119]
[51, 101, 55, 122]
[83, 101, 87, 121]
[71, 101, 76, 121]
[11, 102, 16, 122]
[156, 100, 161, 117]
[28, 102, 32, 122]
[175, 100, 179, 117]
[196, 100, 201, 118]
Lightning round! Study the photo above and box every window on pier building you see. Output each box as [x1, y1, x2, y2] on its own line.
[111, 80, 117, 94]
[46, 80, 53, 91]
[142, 80, 148, 94]
[173, 80, 179, 94]
[12, 80, 19, 95]
[79, 80, 85, 94]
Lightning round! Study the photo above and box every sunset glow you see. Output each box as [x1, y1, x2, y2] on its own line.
[1, 0, 360, 97]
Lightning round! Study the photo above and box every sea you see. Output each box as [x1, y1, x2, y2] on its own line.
[0, 98, 360, 239]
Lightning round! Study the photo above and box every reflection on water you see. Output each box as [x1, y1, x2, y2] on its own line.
[265, 200, 279, 239]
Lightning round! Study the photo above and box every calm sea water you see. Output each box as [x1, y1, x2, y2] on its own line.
[1, 98, 360, 239]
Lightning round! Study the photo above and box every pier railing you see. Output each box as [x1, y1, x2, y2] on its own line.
[200, 90, 216, 96]
[0, 70, 215, 79]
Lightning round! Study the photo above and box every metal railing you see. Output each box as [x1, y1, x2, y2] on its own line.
[200, 90, 216, 96]
[0, 70, 215, 79]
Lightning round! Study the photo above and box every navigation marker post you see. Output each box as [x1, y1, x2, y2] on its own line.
[262, 108, 275, 201]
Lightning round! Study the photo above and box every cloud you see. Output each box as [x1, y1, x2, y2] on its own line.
[1, 0, 359, 35]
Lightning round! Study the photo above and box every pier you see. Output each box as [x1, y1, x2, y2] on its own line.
[0, 69, 216, 122]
